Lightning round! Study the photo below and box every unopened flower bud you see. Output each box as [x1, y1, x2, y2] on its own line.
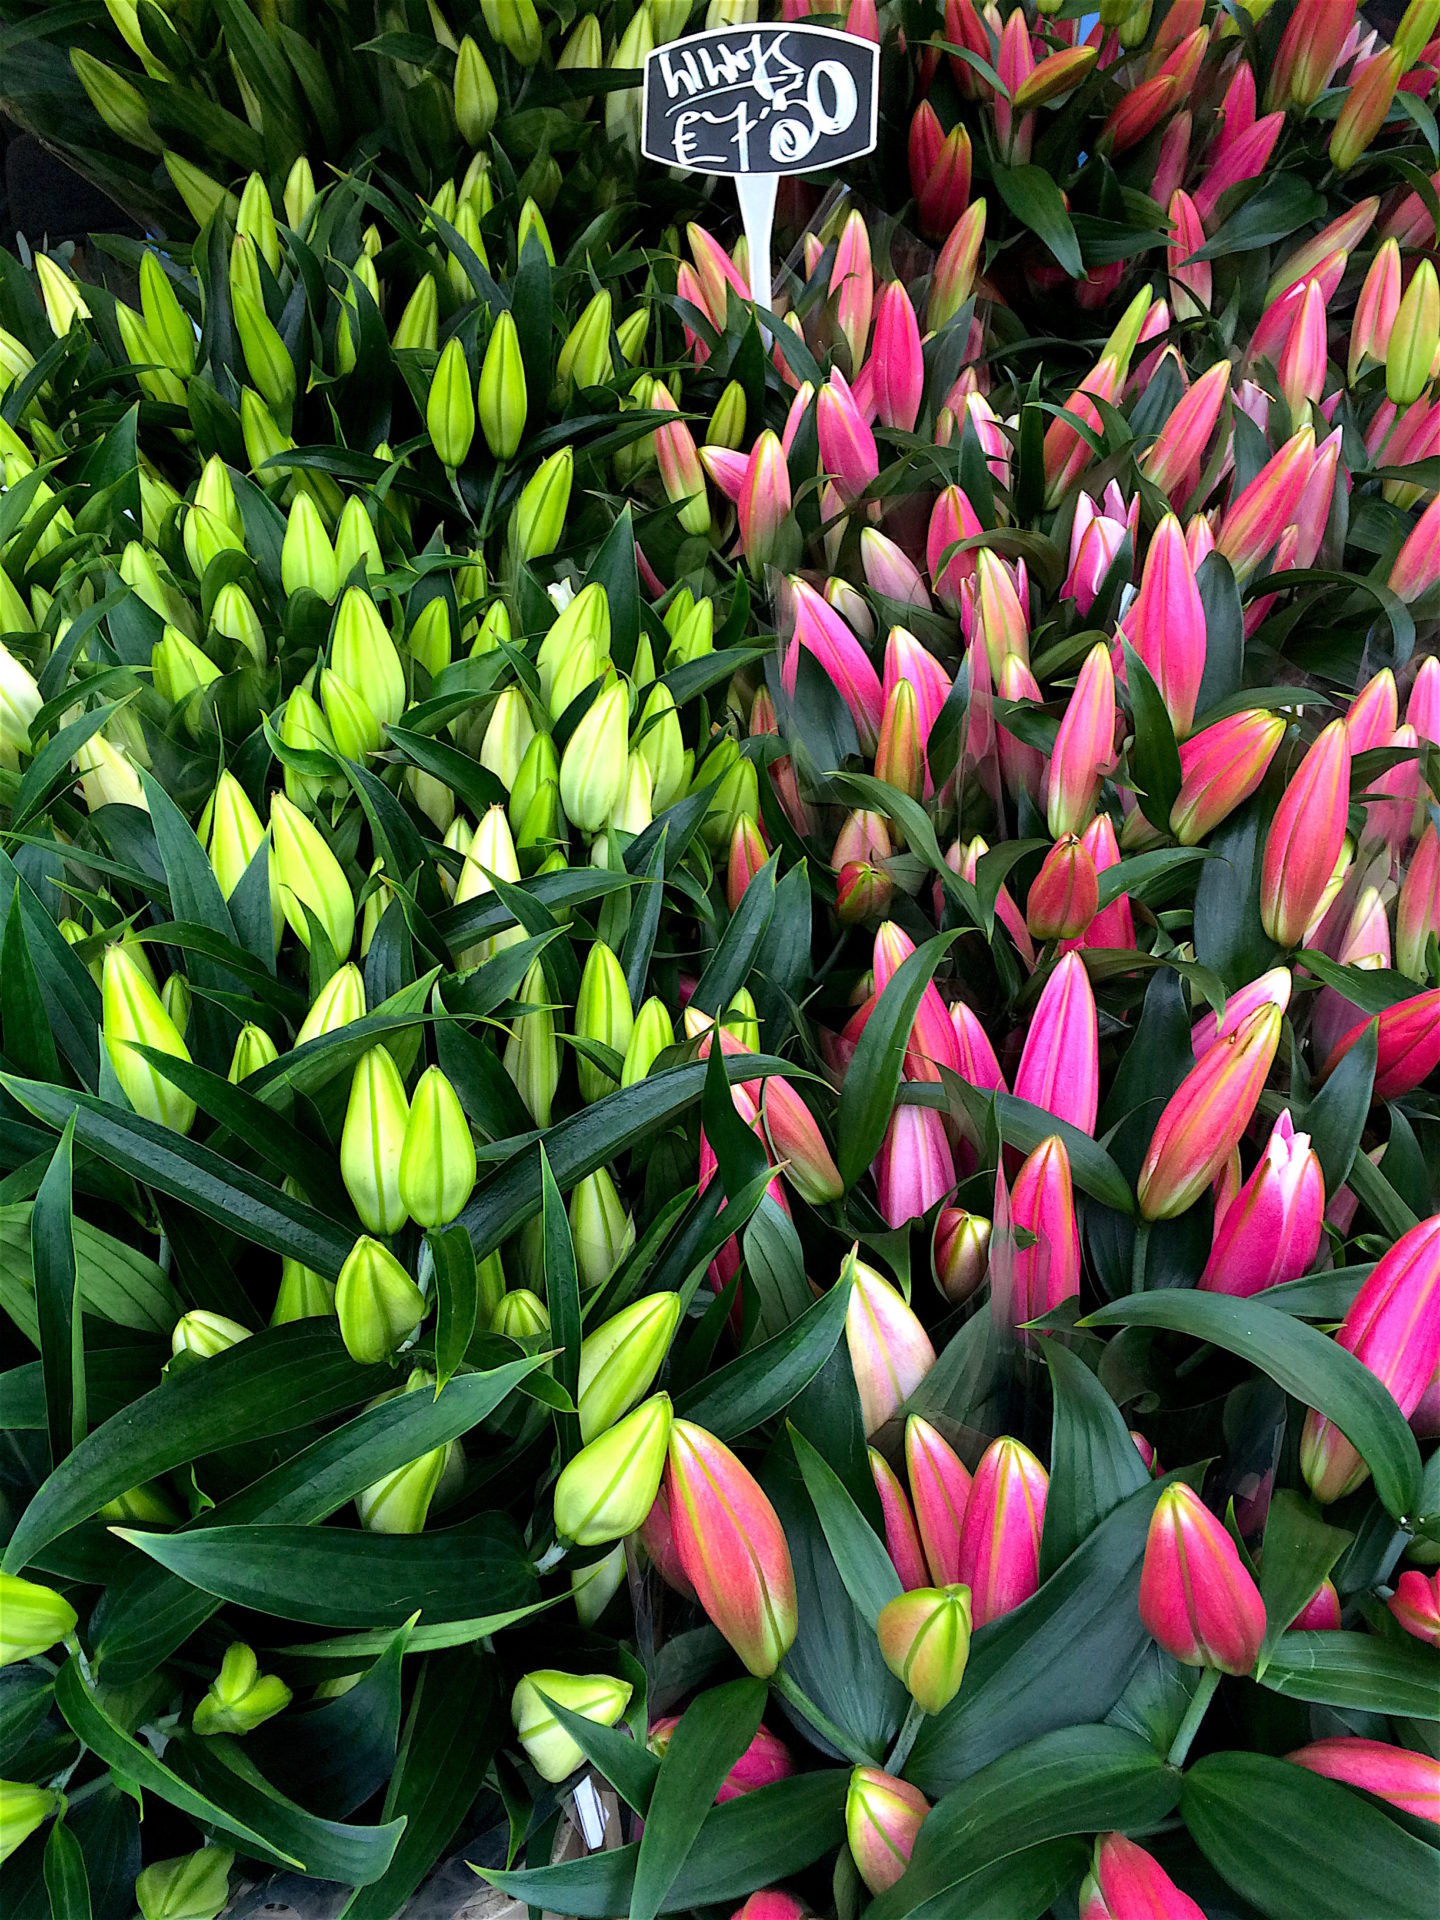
[479, 311, 527, 460]
[569, 1167, 634, 1291]
[427, 334, 476, 469]
[504, 957, 559, 1126]
[0, 1572, 76, 1664]
[846, 1768, 929, 1895]
[876, 1584, 972, 1713]
[493, 1287, 548, 1338]
[135, 1848, 233, 1920]
[554, 1393, 673, 1545]
[558, 290, 614, 393]
[295, 962, 365, 1046]
[622, 996, 675, 1085]
[511, 1669, 632, 1783]
[103, 944, 196, 1133]
[575, 942, 634, 1102]
[272, 1258, 334, 1323]
[578, 1293, 682, 1442]
[510, 446, 572, 561]
[454, 35, 498, 142]
[171, 1310, 249, 1360]
[341, 1046, 410, 1235]
[1140, 1482, 1266, 1672]
[192, 1642, 290, 1736]
[336, 1235, 426, 1363]
[560, 678, 629, 832]
[400, 1066, 476, 1227]
[270, 792, 355, 961]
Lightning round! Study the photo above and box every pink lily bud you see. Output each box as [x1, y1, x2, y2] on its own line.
[780, 381, 815, 457]
[992, 7, 1036, 162]
[763, 1077, 843, 1206]
[884, 629, 952, 752]
[1099, 72, 1181, 156]
[949, 998, 1009, 1097]
[1345, 668, 1399, 754]
[1361, 723, 1420, 858]
[1141, 358, 1231, 506]
[1124, 512, 1206, 739]
[1271, 0, 1358, 108]
[985, 658, 1042, 814]
[688, 222, 751, 325]
[717, 1724, 794, 1802]
[877, 1102, 957, 1228]
[1013, 950, 1100, 1135]
[955, 1436, 1048, 1627]
[640, 1477, 696, 1600]
[871, 1448, 930, 1590]
[917, 123, 974, 240]
[1287, 1739, 1438, 1822]
[830, 208, 874, 371]
[1047, 640, 1117, 839]
[1191, 967, 1293, 1061]
[1389, 1569, 1440, 1647]
[928, 200, 987, 332]
[1410, 655, 1440, 745]
[1331, 48, 1404, 171]
[1217, 425, 1317, 586]
[1277, 279, 1329, 418]
[834, 808, 891, 872]
[845, 0, 880, 40]
[1268, 197, 1379, 305]
[783, 577, 884, 752]
[1193, 113, 1284, 228]
[1003, 1134, 1081, 1335]
[1079, 1833, 1206, 1920]
[1152, 110, 1193, 209]
[1199, 1109, 1324, 1296]
[1140, 1482, 1266, 1672]
[1170, 709, 1287, 846]
[944, 0, 989, 95]
[1213, 59, 1257, 161]
[869, 283, 925, 434]
[926, 484, 984, 611]
[876, 680, 926, 802]
[873, 922, 963, 1082]
[1065, 813, 1134, 953]
[730, 1897, 805, 1920]
[838, 860, 891, 925]
[934, 1207, 991, 1305]
[1382, 165, 1440, 245]
[738, 430, 790, 572]
[976, 549, 1030, 678]
[1027, 835, 1099, 944]
[1139, 1003, 1284, 1220]
[1289, 1578, 1342, 1631]
[1319, 986, 1440, 1100]
[846, 1254, 937, 1434]
[1260, 719, 1352, 947]
[727, 815, 770, 916]
[1064, 498, 1128, 613]
[667, 1420, 797, 1675]
[1397, 822, 1440, 981]
[700, 445, 748, 504]
[904, 1415, 972, 1584]
[1301, 1213, 1440, 1501]
[1167, 190, 1210, 322]
[846, 1768, 929, 1895]
[1246, 279, 1310, 374]
[864, 531, 931, 611]
[1349, 239, 1401, 384]
[650, 386, 710, 538]
[1043, 355, 1124, 506]
[908, 99, 944, 205]
[676, 263, 715, 363]
[817, 370, 880, 506]
[1390, 492, 1440, 603]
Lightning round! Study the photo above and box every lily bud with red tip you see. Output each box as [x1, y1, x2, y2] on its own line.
[1289, 1579, 1342, 1630]
[1260, 720, 1352, 948]
[1167, 190, 1210, 322]
[1278, 279, 1329, 417]
[737, 430, 790, 572]
[716, 1724, 795, 1802]
[928, 201, 987, 332]
[955, 1437, 1048, 1627]
[1301, 1213, 1440, 1502]
[650, 386, 710, 538]
[1099, 72, 1180, 156]
[1047, 641, 1116, 838]
[1064, 494, 1128, 615]
[846, 1768, 929, 1895]
[762, 1076, 843, 1206]
[877, 1103, 956, 1229]
[1004, 1134, 1081, 1336]
[1140, 1482, 1266, 1672]
[1199, 1110, 1324, 1296]
[1217, 425, 1316, 586]
[934, 1206, 991, 1305]
[1350, 239, 1401, 384]
[639, 1478, 695, 1600]
[1139, 1004, 1283, 1219]
[817, 370, 879, 504]
[1028, 833, 1098, 942]
[1388, 1569, 1440, 1647]
[666, 1419, 797, 1676]
[783, 577, 883, 752]
[1044, 355, 1123, 505]
[1287, 1739, 1438, 1822]
[1318, 987, 1440, 1100]
[1193, 113, 1284, 227]
[1332, 49, 1405, 172]
[830, 209, 873, 370]
[916, 123, 973, 239]
[1344, 668, 1399, 754]
[846, 1253, 937, 1435]
[976, 549, 1030, 677]
[876, 679, 925, 801]
[926, 484, 983, 611]
[1079, 1833, 1206, 1920]
[883, 627, 951, 741]
[1069, 813, 1135, 953]
[729, 1898, 805, 1920]
[871, 1448, 929, 1590]
[1140, 358, 1230, 506]
[1014, 951, 1100, 1135]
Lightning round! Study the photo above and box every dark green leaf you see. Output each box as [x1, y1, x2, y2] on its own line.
[1255, 1491, 1351, 1668]
[1039, 1343, 1149, 1580]
[32, 1118, 85, 1464]
[790, 1425, 900, 1631]
[690, 852, 777, 1018]
[254, 1620, 412, 1819]
[1123, 640, 1183, 830]
[1191, 175, 1327, 259]
[430, 1224, 478, 1395]
[674, 1269, 850, 1440]
[1, 888, 59, 1083]
[1257, 1630, 1440, 1718]
[993, 165, 1083, 278]
[537, 1686, 660, 1815]
[541, 1142, 582, 1465]
[630, 1679, 766, 1920]
[1300, 1021, 1376, 1195]
[43, 1818, 90, 1920]
[836, 931, 963, 1189]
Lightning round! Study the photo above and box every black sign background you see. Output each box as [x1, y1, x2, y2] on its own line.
[641, 24, 880, 178]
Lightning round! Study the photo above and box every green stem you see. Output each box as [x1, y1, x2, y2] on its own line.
[771, 1667, 876, 1768]
[1130, 1218, 1152, 1294]
[1167, 1666, 1221, 1769]
[883, 1698, 926, 1776]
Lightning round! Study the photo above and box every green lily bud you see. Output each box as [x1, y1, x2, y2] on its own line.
[139, 251, 195, 376]
[876, 1585, 973, 1714]
[119, 540, 181, 625]
[0, 1782, 60, 1865]
[508, 731, 559, 835]
[516, 778, 562, 853]
[707, 380, 747, 450]
[335, 497, 383, 583]
[360, 860, 393, 956]
[459, 150, 494, 214]
[454, 803, 524, 966]
[336, 1235, 426, 1362]
[239, 385, 292, 494]
[470, 597, 511, 655]
[272, 1257, 335, 1323]
[72, 45, 160, 151]
[440, 816, 474, 899]
[446, 202, 489, 302]
[622, 996, 674, 1086]
[284, 155, 317, 229]
[229, 231, 263, 318]
[210, 582, 265, 668]
[295, 962, 366, 1046]
[184, 462, 244, 582]
[165, 147, 240, 223]
[492, 1287, 548, 1338]
[136, 1848, 234, 1920]
[161, 971, 190, 1039]
[504, 956, 560, 1126]
[560, 677, 629, 832]
[407, 765, 455, 834]
[138, 465, 182, 541]
[393, 275, 439, 353]
[97, 1481, 183, 1526]
[511, 1670, 632, 1784]
[172, 1310, 250, 1360]
[280, 493, 339, 601]
[236, 172, 280, 275]
[270, 791, 355, 961]
[279, 683, 342, 807]
[0, 641, 40, 769]
[229, 1023, 279, 1083]
[557, 290, 614, 393]
[0, 328, 35, 402]
[572, 1541, 626, 1623]
[701, 746, 760, 852]
[577, 1293, 682, 1442]
[516, 195, 555, 265]
[103, 944, 196, 1133]
[35, 253, 90, 338]
[152, 625, 221, 734]
[427, 334, 477, 469]
[231, 283, 295, 413]
[321, 666, 383, 759]
[478, 312, 527, 460]
[400, 1066, 476, 1227]
[548, 635, 603, 723]
[634, 683, 686, 813]
[0, 1572, 76, 1665]
[118, 299, 187, 400]
[606, 4, 654, 147]
[76, 732, 148, 813]
[569, 1167, 634, 1291]
[559, 12, 604, 72]
[455, 35, 498, 142]
[511, 445, 573, 563]
[481, 687, 536, 791]
[482, 0, 542, 61]
[537, 583, 612, 709]
[554, 1393, 672, 1545]
[615, 307, 650, 368]
[193, 1642, 290, 1736]
[429, 179, 458, 226]
[575, 941, 633, 1103]
[408, 595, 452, 680]
[355, 1371, 456, 1532]
[668, 596, 714, 665]
[608, 752, 653, 840]
[725, 987, 761, 1055]
[341, 1046, 410, 1234]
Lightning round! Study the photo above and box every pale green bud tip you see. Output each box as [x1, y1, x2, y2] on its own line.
[335, 1236, 426, 1363]
[135, 1848, 235, 1920]
[102, 943, 197, 1133]
[553, 1393, 673, 1545]
[399, 1066, 477, 1227]
[341, 1045, 411, 1234]
[171, 1311, 251, 1360]
[511, 1670, 633, 1783]
[192, 1642, 292, 1736]
[0, 1572, 77, 1664]
[577, 1292, 682, 1442]
[492, 1287, 548, 1338]
[0, 1782, 61, 1866]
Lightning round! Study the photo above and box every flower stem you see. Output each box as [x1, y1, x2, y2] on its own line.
[883, 1698, 926, 1776]
[1167, 1666, 1221, 1769]
[1130, 1218, 1152, 1294]
[772, 1667, 876, 1768]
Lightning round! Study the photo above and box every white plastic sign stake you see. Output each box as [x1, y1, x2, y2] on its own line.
[642, 24, 880, 343]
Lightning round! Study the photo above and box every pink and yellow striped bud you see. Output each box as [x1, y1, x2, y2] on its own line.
[1069, 813, 1134, 954]
[927, 201, 987, 333]
[1287, 1739, 1438, 1822]
[934, 1207, 991, 1306]
[737, 430, 790, 573]
[877, 1103, 956, 1229]
[1389, 1569, 1440, 1647]
[872, 921, 963, 1083]
[1014, 951, 1100, 1137]
[687, 222, 751, 325]
[1260, 720, 1352, 947]
[845, 1253, 937, 1434]
[1269, 198, 1379, 307]
[1171, 709, 1287, 845]
[1386, 258, 1440, 407]
[1125, 513, 1206, 739]
[976, 549, 1030, 679]
[1345, 668, 1399, 753]
[1389, 491, 1440, 603]
[1349, 239, 1401, 385]
[991, 7, 1036, 161]
[1199, 1109, 1324, 1297]
[1063, 496, 1129, 615]
[1397, 823, 1440, 981]
[916, 123, 974, 240]
[904, 1415, 972, 1587]
[1099, 72, 1180, 156]
[876, 1584, 972, 1714]
[865, 533, 931, 612]
[1277, 279, 1329, 419]
[762, 1075, 843, 1205]
[726, 814, 770, 917]
[1015, 42, 1097, 110]
[1271, 0, 1357, 107]
[1217, 425, 1316, 586]
[1044, 356, 1123, 506]
[846, 1768, 929, 1895]
[1141, 358, 1230, 507]
[872, 1448, 929, 1591]
[1191, 968, 1293, 1061]
[1318, 987, 1440, 1100]
[1079, 1834, 1206, 1920]
[955, 1436, 1048, 1627]
[651, 387, 710, 537]
[830, 209, 874, 370]
[666, 1419, 798, 1675]
[783, 577, 884, 752]
[1027, 835, 1098, 944]
[1331, 48, 1404, 172]
[817, 370, 880, 504]
[1138, 1003, 1283, 1219]
[1140, 1482, 1266, 1672]
[995, 653, 1048, 810]
[926, 484, 983, 611]
[1047, 641, 1116, 839]
[1193, 112, 1284, 227]
[1167, 190, 1210, 322]
[1004, 1133, 1081, 1337]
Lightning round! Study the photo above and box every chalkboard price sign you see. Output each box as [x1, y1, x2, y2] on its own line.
[641, 24, 881, 178]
